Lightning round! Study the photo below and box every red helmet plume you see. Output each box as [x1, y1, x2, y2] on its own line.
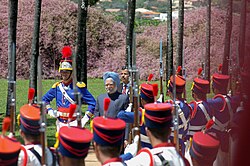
[28, 88, 35, 101]
[152, 83, 159, 98]
[61, 46, 72, 59]
[197, 67, 203, 76]
[2, 117, 11, 135]
[69, 104, 77, 119]
[147, 74, 154, 82]
[104, 98, 111, 112]
[177, 66, 182, 75]
[218, 64, 222, 72]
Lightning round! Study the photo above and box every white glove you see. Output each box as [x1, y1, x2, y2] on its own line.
[157, 94, 163, 103]
[124, 135, 139, 157]
[48, 108, 58, 118]
[81, 114, 90, 128]
[125, 103, 133, 112]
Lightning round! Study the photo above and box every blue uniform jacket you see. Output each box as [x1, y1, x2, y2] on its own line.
[188, 100, 213, 136]
[42, 81, 96, 114]
[167, 99, 192, 155]
[206, 94, 240, 152]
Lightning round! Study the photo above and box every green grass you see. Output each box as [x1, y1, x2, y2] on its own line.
[0, 78, 213, 146]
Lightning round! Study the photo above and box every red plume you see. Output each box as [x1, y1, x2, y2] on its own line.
[2, 117, 11, 135]
[104, 98, 111, 112]
[61, 46, 72, 59]
[205, 119, 214, 130]
[177, 66, 182, 75]
[69, 104, 77, 119]
[147, 74, 154, 82]
[218, 64, 222, 72]
[197, 67, 203, 76]
[28, 88, 35, 101]
[152, 84, 159, 97]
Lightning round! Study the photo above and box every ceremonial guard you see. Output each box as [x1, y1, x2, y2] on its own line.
[209, 66, 240, 166]
[125, 103, 188, 166]
[18, 103, 58, 166]
[188, 68, 213, 137]
[92, 115, 129, 165]
[118, 82, 157, 149]
[42, 46, 96, 130]
[166, 68, 192, 155]
[0, 117, 22, 166]
[189, 131, 220, 166]
[56, 126, 93, 166]
[94, 71, 129, 118]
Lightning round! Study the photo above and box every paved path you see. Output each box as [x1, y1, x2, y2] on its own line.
[85, 146, 101, 166]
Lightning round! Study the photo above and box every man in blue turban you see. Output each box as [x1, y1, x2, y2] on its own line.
[94, 72, 129, 118]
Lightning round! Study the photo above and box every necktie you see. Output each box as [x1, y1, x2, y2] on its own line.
[122, 85, 126, 94]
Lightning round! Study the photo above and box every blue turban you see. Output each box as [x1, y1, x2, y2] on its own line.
[103, 72, 120, 87]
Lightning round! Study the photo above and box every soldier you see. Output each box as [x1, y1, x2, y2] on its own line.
[42, 46, 96, 130]
[118, 66, 130, 95]
[166, 72, 192, 155]
[189, 131, 220, 166]
[18, 103, 58, 166]
[208, 70, 240, 166]
[56, 126, 92, 166]
[125, 103, 188, 166]
[117, 82, 155, 149]
[0, 117, 22, 166]
[94, 71, 129, 118]
[92, 116, 129, 165]
[188, 74, 213, 137]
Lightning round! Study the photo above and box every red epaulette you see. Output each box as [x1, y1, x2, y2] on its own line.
[213, 94, 227, 112]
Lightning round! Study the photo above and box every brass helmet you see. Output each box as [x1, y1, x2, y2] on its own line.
[59, 46, 73, 72]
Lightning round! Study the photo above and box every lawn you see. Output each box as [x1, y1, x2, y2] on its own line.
[0, 78, 209, 146]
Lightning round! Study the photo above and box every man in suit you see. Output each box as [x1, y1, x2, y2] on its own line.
[118, 66, 130, 95]
[94, 71, 129, 118]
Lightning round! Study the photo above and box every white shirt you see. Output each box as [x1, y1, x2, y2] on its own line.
[18, 144, 58, 166]
[125, 146, 185, 166]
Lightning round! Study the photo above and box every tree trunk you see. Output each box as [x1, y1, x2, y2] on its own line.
[205, 0, 211, 84]
[176, 0, 184, 74]
[126, 0, 136, 67]
[76, 0, 88, 84]
[238, 0, 246, 67]
[222, 0, 232, 75]
[166, 0, 173, 81]
[29, 0, 42, 101]
[6, 0, 18, 116]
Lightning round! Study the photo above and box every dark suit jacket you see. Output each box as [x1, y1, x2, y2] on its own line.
[94, 91, 129, 118]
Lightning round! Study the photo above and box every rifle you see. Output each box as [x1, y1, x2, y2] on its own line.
[159, 38, 164, 103]
[172, 66, 180, 152]
[128, 46, 134, 144]
[71, 47, 82, 128]
[37, 54, 47, 166]
[182, 47, 187, 100]
[202, 62, 206, 79]
[131, 66, 141, 151]
[8, 43, 16, 137]
[129, 32, 141, 151]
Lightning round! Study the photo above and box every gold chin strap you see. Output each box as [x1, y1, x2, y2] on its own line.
[90, 120, 94, 133]
[167, 80, 171, 88]
[17, 114, 21, 126]
[191, 82, 195, 90]
[54, 132, 59, 148]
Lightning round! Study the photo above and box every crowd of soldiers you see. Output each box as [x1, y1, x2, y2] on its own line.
[0, 46, 249, 166]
